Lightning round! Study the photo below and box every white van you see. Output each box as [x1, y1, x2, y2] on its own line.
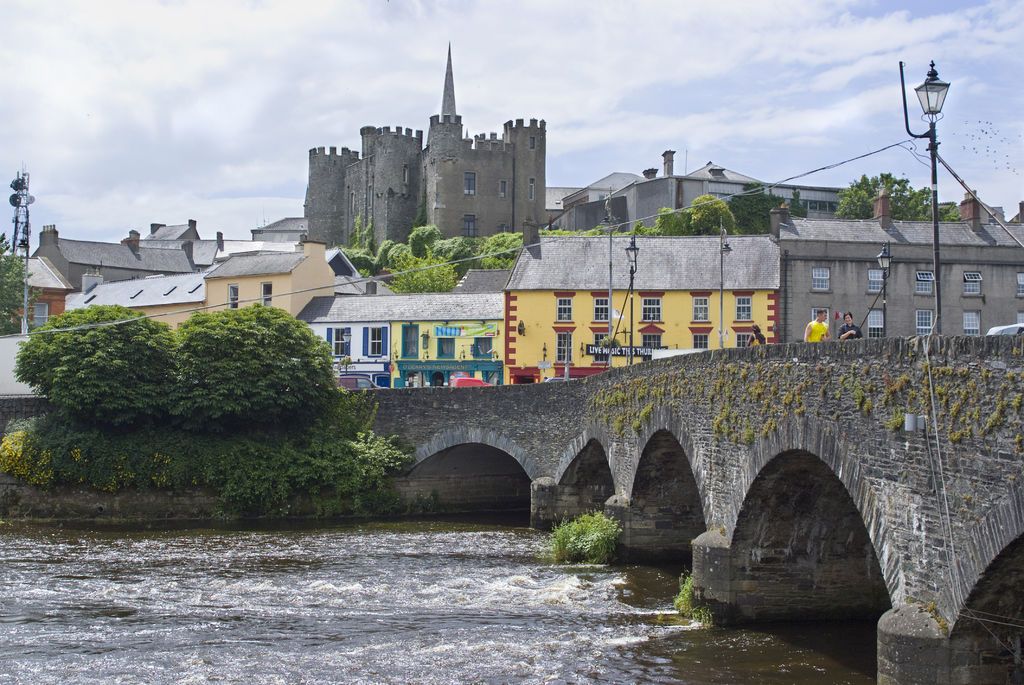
[986, 324, 1024, 336]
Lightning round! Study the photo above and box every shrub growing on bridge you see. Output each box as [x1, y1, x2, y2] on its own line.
[550, 511, 622, 564]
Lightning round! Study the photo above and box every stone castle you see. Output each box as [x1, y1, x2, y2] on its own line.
[304, 47, 546, 247]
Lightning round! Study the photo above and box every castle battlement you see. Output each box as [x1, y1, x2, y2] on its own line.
[471, 133, 510, 151]
[504, 118, 546, 132]
[309, 146, 359, 161]
[429, 114, 463, 126]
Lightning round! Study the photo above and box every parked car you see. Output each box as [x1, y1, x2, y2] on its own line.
[542, 377, 565, 382]
[338, 375, 376, 390]
[986, 324, 1024, 336]
[450, 377, 492, 388]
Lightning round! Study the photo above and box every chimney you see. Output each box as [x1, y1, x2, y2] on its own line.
[662, 149, 675, 177]
[216, 231, 224, 253]
[769, 204, 791, 238]
[121, 229, 141, 254]
[188, 218, 197, 235]
[365, 280, 377, 295]
[642, 168, 657, 180]
[873, 189, 892, 229]
[39, 224, 59, 247]
[523, 219, 540, 251]
[150, 223, 165, 235]
[181, 241, 194, 269]
[1018, 201, 1024, 224]
[959, 191, 982, 232]
[81, 271, 103, 293]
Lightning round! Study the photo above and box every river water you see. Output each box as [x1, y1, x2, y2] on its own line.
[0, 518, 876, 684]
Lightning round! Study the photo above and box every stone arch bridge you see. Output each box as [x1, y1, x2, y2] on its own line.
[373, 336, 1024, 685]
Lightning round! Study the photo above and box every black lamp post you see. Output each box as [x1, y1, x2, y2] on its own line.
[876, 242, 891, 337]
[719, 225, 732, 348]
[900, 60, 950, 334]
[625, 235, 639, 365]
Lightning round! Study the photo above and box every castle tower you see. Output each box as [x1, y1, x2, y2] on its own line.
[304, 146, 358, 246]
[441, 43, 456, 117]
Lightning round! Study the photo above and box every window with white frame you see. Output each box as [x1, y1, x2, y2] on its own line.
[811, 267, 830, 291]
[641, 333, 662, 349]
[693, 334, 709, 350]
[811, 307, 830, 321]
[736, 332, 752, 348]
[556, 297, 573, 321]
[593, 297, 609, 322]
[593, 333, 608, 362]
[228, 284, 239, 309]
[963, 271, 982, 295]
[556, 331, 572, 363]
[32, 302, 48, 328]
[735, 295, 752, 321]
[1018, 311, 1024, 325]
[916, 309, 934, 336]
[369, 327, 385, 356]
[462, 214, 477, 237]
[963, 311, 981, 336]
[464, 171, 476, 195]
[868, 269, 884, 293]
[332, 327, 351, 356]
[1017, 272, 1024, 297]
[867, 310, 884, 338]
[692, 297, 709, 321]
[261, 282, 272, 306]
[641, 297, 662, 322]
[916, 271, 934, 295]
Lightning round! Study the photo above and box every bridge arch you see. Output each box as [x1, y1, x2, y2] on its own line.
[414, 428, 539, 479]
[546, 433, 616, 522]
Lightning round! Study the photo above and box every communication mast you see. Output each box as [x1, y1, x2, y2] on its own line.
[9, 170, 34, 334]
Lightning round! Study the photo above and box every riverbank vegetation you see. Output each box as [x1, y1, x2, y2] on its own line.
[674, 573, 714, 625]
[549, 511, 621, 564]
[3, 305, 412, 517]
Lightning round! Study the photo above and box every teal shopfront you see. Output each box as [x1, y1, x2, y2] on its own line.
[393, 359, 504, 387]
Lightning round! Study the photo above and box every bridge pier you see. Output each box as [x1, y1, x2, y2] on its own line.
[877, 606, 951, 685]
[605, 496, 702, 563]
[529, 477, 612, 530]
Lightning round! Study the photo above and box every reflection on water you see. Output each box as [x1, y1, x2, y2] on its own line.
[0, 519, 876, 684]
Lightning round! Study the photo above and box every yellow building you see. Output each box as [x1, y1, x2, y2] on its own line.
[503, 235, 780, 383]
[65, 241, 335, 328]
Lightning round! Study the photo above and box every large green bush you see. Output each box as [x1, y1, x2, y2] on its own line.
[550, 511, 622, 564]
[15, 305, 176, 426]
[173, 305, 336, 430]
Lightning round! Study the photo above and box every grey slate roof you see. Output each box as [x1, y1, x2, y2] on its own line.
[206, 251, 306, 279]
[27, 257, 73, 290]
[506, 235, 780, 291]
[781, 217, 1024, 248]
[682, 161, 761, 184]
[454, 269, 511, 293]
[298, 293, 503, 324]
[334, 276, 394, 296]
[66, 271, 207, 309]
[546, 187, 581, 212]
[55, 238, 196, 273]
[144, 223, 194, 241]
[252, 218, 308, 240]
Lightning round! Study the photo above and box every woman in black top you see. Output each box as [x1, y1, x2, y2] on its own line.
[838, 312, 864, 340]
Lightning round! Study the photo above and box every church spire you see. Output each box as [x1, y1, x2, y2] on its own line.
[441, 43, 457, 116]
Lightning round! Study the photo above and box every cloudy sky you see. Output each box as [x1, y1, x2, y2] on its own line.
[2, 0, 1022, 244]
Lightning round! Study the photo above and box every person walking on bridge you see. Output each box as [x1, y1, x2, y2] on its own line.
[838, 312, 864, 340]
[804, 309, 830, 343]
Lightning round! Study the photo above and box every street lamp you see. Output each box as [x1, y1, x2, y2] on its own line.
[876, 242, 891, 337]
[625, 235, 639, 365]
[901, 60, 950, 334]
[719, 224, 732, 348]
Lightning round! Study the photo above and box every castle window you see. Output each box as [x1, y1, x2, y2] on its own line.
[464, 172, 476, 196]
[497, 223, 509, 232]
[402, 164, 409, 185]
[499, 180, 507, 198]
[528, 178, 535, 201]
[529, 136, 536, 150]
[463, 214, 477, 237]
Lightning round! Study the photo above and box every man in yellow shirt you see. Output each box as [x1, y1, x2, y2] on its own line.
[804, 309, 830, 342]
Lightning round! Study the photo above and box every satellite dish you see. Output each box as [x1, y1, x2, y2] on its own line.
[25, 194, 34, 205]
[9, 193, 19, 207]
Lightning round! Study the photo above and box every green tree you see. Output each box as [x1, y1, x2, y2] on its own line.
[728, 185, 784, 234]
[413, 190, 429, 228]
[380, 242, 412, 271]
[431, 236, 480, 276]
[0, 234, 27, 334]
[478, 232, 523, 269]
[689, 194, 737, 236]
[15, 305, 176, 426]
[387, 252, 458, 293]
[836, 173, 934, 221]
[342, 247, 376, 276]
[651, 208, 691, 236]
[173, 305, 336, 430]
[789, 189, 808, 218]
[408, 225, 442, 258]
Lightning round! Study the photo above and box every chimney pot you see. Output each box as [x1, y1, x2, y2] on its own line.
[365, 280, 377, 295]
[642, 168, 657, 180]
[873, 189, 892, 229]
[121, 230, 141, 253]
[769, 204, 791, 238]
[959, 191, 982, 232]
